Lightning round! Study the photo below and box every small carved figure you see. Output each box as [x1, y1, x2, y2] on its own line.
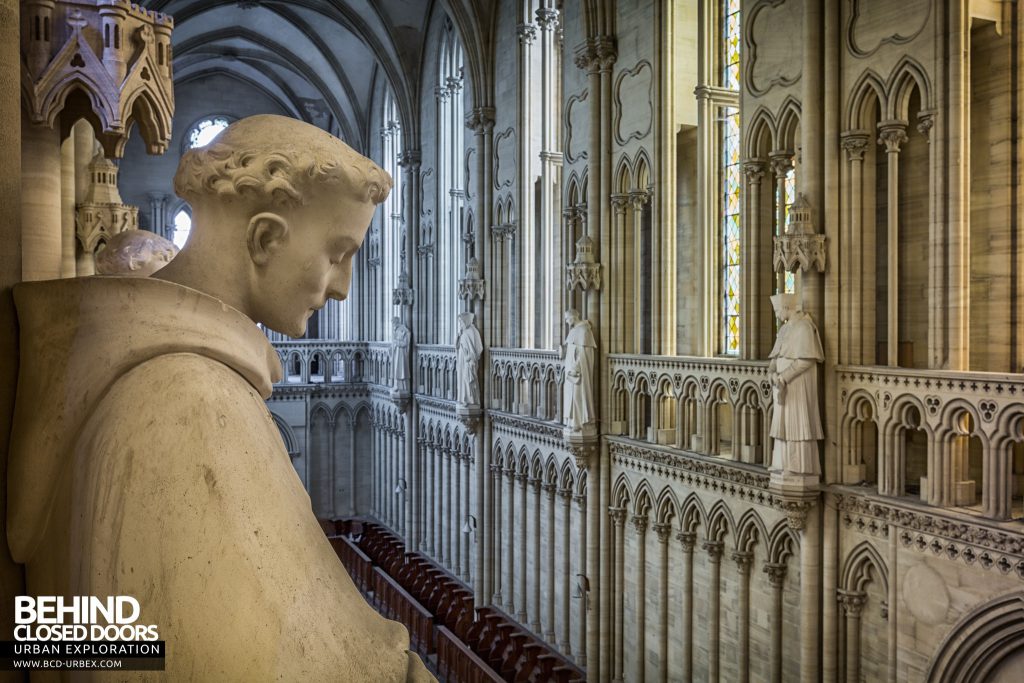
[456, 311, 483, 407]
[768, 293, 824, 476]
[94, 229, 178, 277]
[392, 316, 411, 394]
[562, 308, 597, 434]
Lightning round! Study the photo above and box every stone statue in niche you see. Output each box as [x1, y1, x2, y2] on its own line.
[768, 292, 824, 477]
[391, 316, 412, 395]
[562, 308, 597, 437]
[456, 311, 483, 407]
[94, 228, 178, 277]
[7, 115, 433, 681]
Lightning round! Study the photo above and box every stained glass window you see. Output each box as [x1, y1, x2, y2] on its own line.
[187, 117, 229, 149]
[776, 167, 796, 293]
[721, 105, 741, 354]
[721, 0, 741, 90]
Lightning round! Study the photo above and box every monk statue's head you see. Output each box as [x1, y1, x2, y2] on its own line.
[770, 292, 800, 323]
[158, 114, 392, 337]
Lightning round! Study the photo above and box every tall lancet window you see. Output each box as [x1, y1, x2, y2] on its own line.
[437, 20, 465, 345]
[381, 88, 403, 340]
[719, 0, 742, 354]
[520, 1, 562, 349]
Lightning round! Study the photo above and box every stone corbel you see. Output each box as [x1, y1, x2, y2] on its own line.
[567, 440, 598, 470]
[456, 405, 482, 434]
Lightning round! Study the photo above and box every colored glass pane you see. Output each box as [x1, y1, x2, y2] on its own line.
[188, 117, 229, 149]
[721, 105, 741, 354]
[721, 0, 741, 89]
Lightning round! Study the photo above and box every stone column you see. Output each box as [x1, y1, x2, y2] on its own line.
[877, 122, 908, 367]
[741, 160, 766, 358]
[504, 463, 516, 613]
[433, 444, 442, 560]
[544, 482, 557, 641]
[770, 152, 794, 292]
[531, 476, 542, 631]
[800, 507, 822, 683]
[654, 523, 672, 683]
[703, 540, 724, 683]
[610, 508, 626, 683]
[517, 472, 528, 622]
[838, 590, 866, 683]
[559, 487, 573, 655]
[21, 119, 62, 281]
[442, 449, 452, 567]
[60, 138, 75, 277]
[453, 451, 462, 576]
[840, 132, 870, 364]
[632, 515, 649, 683]
[490, 465, 503, 605]
[733, 551, 754, 683]
[823, 497, 839, 681]
[677, 532, 696, 680]
[461, 452, 472, 582]
[404, 418, 414, 551]
[574, 492, 587, 666]
[764, 562, 788, 683]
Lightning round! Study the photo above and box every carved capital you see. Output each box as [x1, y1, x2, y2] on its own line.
[542, 482, 557, 495]
[458, 278, 485, 302]
[837, 589, 867, 617]
[516, 22, 537, 44]
[653, 523, 672, 543]
[535, 8, 559, 31]
[397, 150, 421, 169]
[916, 110, 936, 141]
[773, 233, 827, 273]
[877, 121, 908, 153]
[676, 531, 696, 553]
[628, 189, 651, 211]
[609, 506, 627, 526]
[781, 499, 815, 532]
[764, 562, 788, 588]
[559, 487, 574, 502]
[769, 151, 794, 177]
[610, 193, 630, 214]
[466, 107, 496, 134]
[732, 551, 754, 572]
[631, 514, 649, 534]
[742, 160, 766, 184]
[702, 540, 724, 561]
[841, 130, 871, 162]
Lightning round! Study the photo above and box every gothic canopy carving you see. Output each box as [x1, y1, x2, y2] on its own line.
[22, 0, 175, 158]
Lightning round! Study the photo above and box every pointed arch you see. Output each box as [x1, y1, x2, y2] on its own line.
[736, 508, 768, 553]
[706, 500, 735, 542]
[776, 95, 802, 152]
[887, 55, 933, 121]
[654, 486, 680, 525]
[926, 592, 1024, 683]
[841, 541, 889, 595]
[846, 69, 887, 130]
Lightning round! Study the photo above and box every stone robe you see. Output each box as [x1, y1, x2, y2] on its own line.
[392, 323, 411, 392]
[456, 322, 483, 406]
[768, 311, 824, 475]
[562, 320, 597, 431]
[8, 277, 432, 682]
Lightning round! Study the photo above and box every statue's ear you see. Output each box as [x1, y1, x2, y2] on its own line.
[247, 212, 289, 266]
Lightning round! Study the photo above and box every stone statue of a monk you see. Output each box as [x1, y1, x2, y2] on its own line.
[7, 115, 433, 681]
[768, 292, 824, 476]
[562, 308, 597, 435]
[392, 316, 412, 394]
[94, 228, 178, 277]
[456, 311, 483, 407]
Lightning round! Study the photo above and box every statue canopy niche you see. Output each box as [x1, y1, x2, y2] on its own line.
[8, 115, 433, 681]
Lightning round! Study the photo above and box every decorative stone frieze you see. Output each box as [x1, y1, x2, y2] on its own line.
[22, 0, 175, 157]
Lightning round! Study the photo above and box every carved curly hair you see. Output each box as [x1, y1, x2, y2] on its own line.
[173, 115, 392, 210]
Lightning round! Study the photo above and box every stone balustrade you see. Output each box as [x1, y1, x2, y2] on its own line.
[273, 340, 392, 387]
[489, 348, 564, 422]
[416, 345, 457, 399]
[607, 354, 773, 465]
[836, 365, 1024, 520]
